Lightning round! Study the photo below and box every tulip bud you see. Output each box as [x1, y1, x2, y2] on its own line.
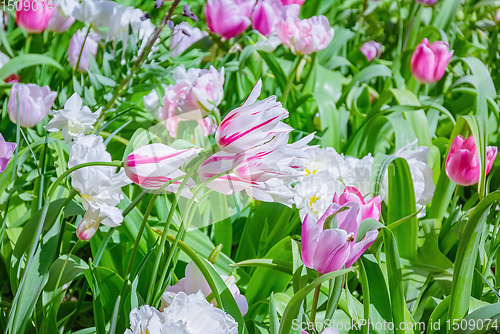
[76, 212, 102, 241]
[124, 143, 201, 192]
[411, 38, 454, 84]
[277, 13, 334, 55]
[205, 0, 255, 39]
[445, 135, 497, 186]
[16, 0, 55, 33]
[251, 0, 282, 37]
[333, 186, 381, 221]
[47, 0, 77, 33]
[68, 29, 100, 72]
[8, 83, 57, 127]
[0, 134, 17, 174]
[360, 41, 382, 61]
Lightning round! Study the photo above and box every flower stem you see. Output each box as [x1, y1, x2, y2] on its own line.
[310, 273, 322, 325]
[282, 56, 303, 108]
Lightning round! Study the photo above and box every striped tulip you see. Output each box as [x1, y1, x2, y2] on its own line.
[215, 79, 292, 154]
[124, 144, 201, 196]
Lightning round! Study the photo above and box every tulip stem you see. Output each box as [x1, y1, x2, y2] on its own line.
[24, 34, 32, 54]
[282, 56, 303, 108]
[310, 274, 322, 325]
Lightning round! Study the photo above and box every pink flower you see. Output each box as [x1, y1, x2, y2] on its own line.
[445, 135, 497, 186]
[215, 79, 292, 154]
[47, 4, 75, 32]
[0, 134, 16, 174]
[411, 38, 453, 84]
[170, 22, 209, 57]
[205, 0, 255, 39]
[198, 117, 217, 137]
[415, 0, 438, 5]
[16, 0, 54, 33]
[68, 29, 100, 72]
[276, 13, 334, 55]
[123, 144, 201, 196]
[301, 202, 379, 274]
[8, 83, 57, 127]
[360, 41, 382, 61]
[251, 0, 283, 37]
[333, 186, 381, 221]
[161, 261, 248, 316]
[281, 0, 305, 4]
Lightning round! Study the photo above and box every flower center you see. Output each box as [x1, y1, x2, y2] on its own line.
[346, 233, 355, 242]
[67, 119, 85, 136]
[309, 195, 320, 213]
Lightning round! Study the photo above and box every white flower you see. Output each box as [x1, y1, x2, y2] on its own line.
[124, 305, 163, 334]
[69, 134, 131, 240]
[45, 93, 101, 143]
[0, 51, 10, 68]
[341, 155, 375, 199]
[161, 291, 238, 334]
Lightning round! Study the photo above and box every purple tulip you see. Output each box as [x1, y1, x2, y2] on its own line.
[445, 135, 497, 186]
[0, 134, 16, 174]
[68, 29, 100, 72]
[8, 83, 57, 128]
[411, 38, 453, 84]
[360, 41, 382, 61]
[301, 202, 379, 274]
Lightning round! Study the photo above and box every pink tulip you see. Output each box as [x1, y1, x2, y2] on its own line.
[205, 0, 255, 39]
[47, 3, 75, 32]
[333, 186, 381, 221]
[124, 144, 201, 196]
[8, 83, 57, 128]
[0, 134, 16, 174]
[445, 135, 497, 186]
[161, 261, 248, 315]
[170, 22, 209, 57]
[411, 38, 453, 84]
[251, 0, 283, 37]
[301, 202, 379, 274]
[281, 0, 305, 4]
[276, 14, 334, 55]
[68, 29, 100, 72]
[215, 79, 292, 154]
[415, 0, 438, 5]
[360, 41, 382, 61]
[16, 0, 54, 33]
[197, 117, 217, 137]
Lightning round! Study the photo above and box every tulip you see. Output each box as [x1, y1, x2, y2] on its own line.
[197, 117, 217, 137]
[8, 83, 57, 128]
[333, 186, 381, 221]
[161, 261, 248, 315]
[47, 0, 77, 32]
[205, 0, 255, 39]
[360, 41, 382, 61]
[415, 0, 438, 5]
[170, 22, 209, 57]
[301, 202, 379, 274]
[16, 0, 54, 33]
[281, 0, 305, 4]
[124, 144, 201, 195]
[176, 66, 225, 120]
[68, 29, 100, 72]
[0, 134, 17, 174]
[251, 0, 283, 37]
[495, 8, 500, 23]
[411, 38, 453, 84]
[445, 135, 497, 186]
[276, 14, 334, 55]
[215, 79, 292, 153]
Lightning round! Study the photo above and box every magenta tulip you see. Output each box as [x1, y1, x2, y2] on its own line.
[0, 134, 16, 174]
[205, 0, 255, 39]
[301, 202, 379, 274]
[333, 186, 381, 221]
[445, 135, 497, 186]
[411, 38, 453, 84]
[281, 0, 305, 4]
[16, 0, 54, 33]
[252, 0, 282, 37]
[360, 41, 382, 61]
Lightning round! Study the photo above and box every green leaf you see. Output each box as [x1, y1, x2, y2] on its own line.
[0, 54, 68, 80]
[433, 0, 462, 30]
[269, 293, 280, 334]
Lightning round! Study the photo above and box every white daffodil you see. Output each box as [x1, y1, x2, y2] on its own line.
[124, 305, 164, 334]
[45, 93, 101, 143]
[69, 134, 131, 240]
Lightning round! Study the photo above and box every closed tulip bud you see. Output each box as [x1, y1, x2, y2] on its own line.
[205, 0, 255, 39]
[251, 0, 282, 37]
[411, 38, 453, 84]
[16, 0, 54, 33]
[68, 29, 100, 72]
[445, 135, 497, 186]
[124, 144, 201, 195]
[8, 83, 57, 127]
[360, 41, 382, 61]
[333, 186, 381, 221]
[277, 14, 334, 55]
[301, 202, 379, 274]
[0, 134, 16, 174]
